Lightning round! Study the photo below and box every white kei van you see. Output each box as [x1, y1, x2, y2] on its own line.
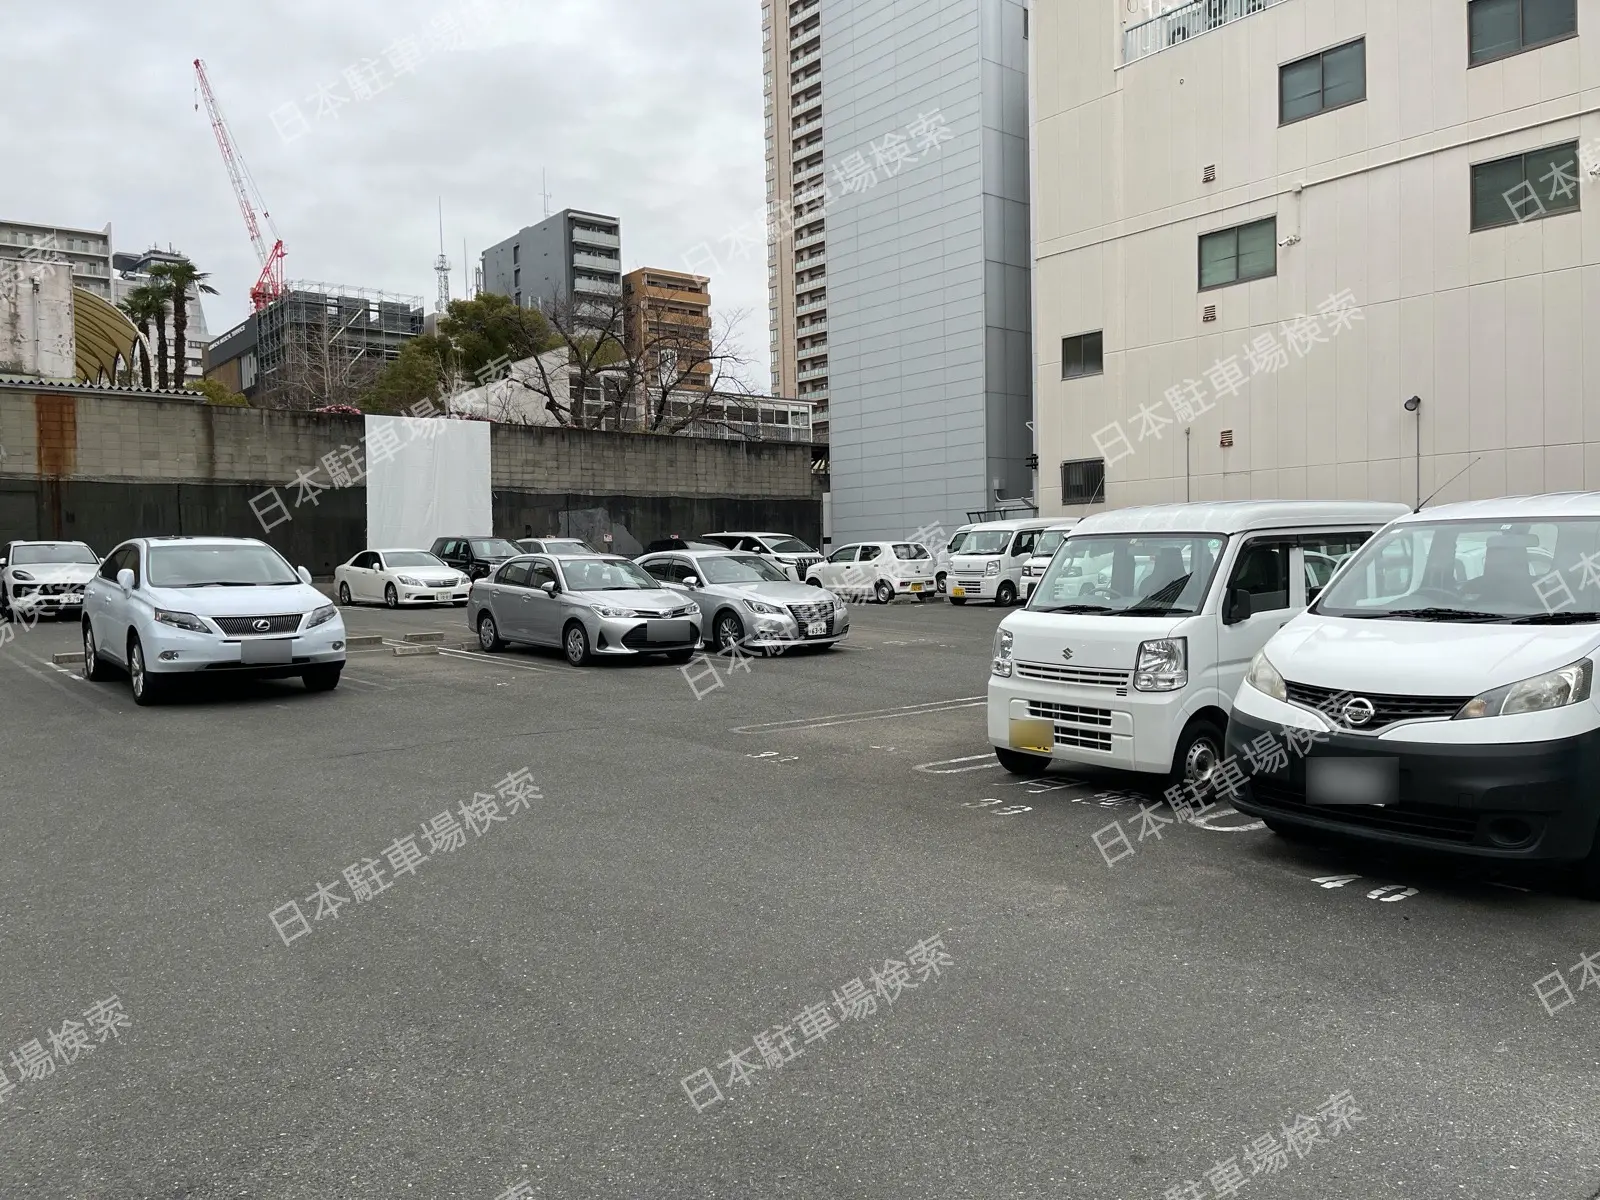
[1228, 494, 1600, 895]
[987, 501, 1408, 784]
[1020, 521, 1079, 602]
[948, 517, 1063, 607]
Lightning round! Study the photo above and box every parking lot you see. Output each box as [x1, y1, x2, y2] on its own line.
[2, 594, 1599, 1199]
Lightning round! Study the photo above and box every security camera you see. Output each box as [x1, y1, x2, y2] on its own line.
[1277, 233, 1301, 248]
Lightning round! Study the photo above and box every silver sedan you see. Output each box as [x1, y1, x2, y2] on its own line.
[468, 554, 702, 667]
[636, 549, 849, 652]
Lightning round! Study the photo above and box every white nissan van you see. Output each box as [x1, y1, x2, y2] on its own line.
[987, 501, 1408, 785]
[949, 517, 1062, 606]
[1228, 494, 1600, 895]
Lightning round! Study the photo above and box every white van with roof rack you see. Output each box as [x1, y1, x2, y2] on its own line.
[987, 501, 1408, 785]
[948, 517, 1062, 606]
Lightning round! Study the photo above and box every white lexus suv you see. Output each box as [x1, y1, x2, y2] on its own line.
[81, 536, 347, 705]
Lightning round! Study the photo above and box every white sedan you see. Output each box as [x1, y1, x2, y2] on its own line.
[334, 549, 470, 608]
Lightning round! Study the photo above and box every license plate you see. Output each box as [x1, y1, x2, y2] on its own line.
[1010, 717, 1054, 754]
[806, 619, 827, 637]
[1306, 757, 1398, 806]
[241, 638, 294, 665]
[910, 583, 922, 592]
[648, 619, 692, 643]
[951, 586, 965, 597]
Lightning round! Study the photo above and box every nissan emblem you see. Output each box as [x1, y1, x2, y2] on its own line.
[1341, 696, 1375, 727]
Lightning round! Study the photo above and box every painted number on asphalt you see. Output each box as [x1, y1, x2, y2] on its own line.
[1312, 874, 1418, 902]
[960, 798, 1032, 815]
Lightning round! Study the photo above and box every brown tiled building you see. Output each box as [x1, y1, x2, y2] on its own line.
[622, 268, 713, 391]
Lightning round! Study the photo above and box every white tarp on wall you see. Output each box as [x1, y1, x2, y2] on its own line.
[364, 415, 492, 549]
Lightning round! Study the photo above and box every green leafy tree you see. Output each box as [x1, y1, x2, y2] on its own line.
[436, 293, 558, 381]
[185, 378, 249, 406]
[361, 334, 451, 413]
[117, 285, 166, 390]
[148, 258, 218, 390]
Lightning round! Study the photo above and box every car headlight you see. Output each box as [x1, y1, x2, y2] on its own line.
[11, 570, 34, 581]
[592, 604, 639, 619]
[984, 560, 1000, 576]
[832, 595, 847, 611]
[1134, 637, 1188, 692]
[154, 609, 209, 634]
[991, 627, 1014, 677]
[746, 599, 784, 615]
[1456, 659, 1593, 720]
[1244, 649, 1286, 702]
[397, 575, 423, 587]
[306, 604, 339, 628]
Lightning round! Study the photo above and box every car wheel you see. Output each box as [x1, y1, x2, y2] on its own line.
[874, 579, 895, 605]
[82, 621, 111, 682]
[337, 582, 352, 606]
[935, 572, 947, 594]
[665, 648, 695, 664]
[1169, 717, 1225, 794]
[303, 665, 342, 692]
[477, 612, 505, 652]
[713, 610, 745, 652]
[384, 583, 399, 608]
[949, 597, 967, 606]
[995, 747, 1048, 775]
[995, 581, 1017, 607]
[128, 636, 164, 706]
[563, 621, 591, 667]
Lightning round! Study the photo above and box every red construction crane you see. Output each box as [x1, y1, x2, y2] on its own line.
[193, 58, 285, 311]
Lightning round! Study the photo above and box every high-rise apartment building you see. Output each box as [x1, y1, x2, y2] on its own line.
[763, 0, 1033, 543]
[480, 210, 623, 312]
[622, 268, 713, 390]
[1034, 0, 1594, 513]
[0, 218, 114, 299]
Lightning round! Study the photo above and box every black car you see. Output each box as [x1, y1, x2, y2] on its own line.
[429, 536, 522, 581]
[642, 537, 726, 555]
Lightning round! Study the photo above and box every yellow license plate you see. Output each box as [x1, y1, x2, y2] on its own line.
[1009, 717, 1054, 754]
[910, 583, 922, 592]
[951, 586, 964, 597]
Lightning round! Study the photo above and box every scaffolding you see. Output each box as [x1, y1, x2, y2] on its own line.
[256, 284, 424, 383]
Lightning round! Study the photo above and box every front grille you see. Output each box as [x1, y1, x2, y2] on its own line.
[38, 583, 85, 596]
[1284, 680, 1469, 731]
[790, 556, 822, 575]
[214, 614, 303, 636]
[1249, 778, 1479, 843]
[620, 625, 697, 650]
[1016, 661, 1132, 693]
[1027, 701, 1113, 727]
[787, 600, 834, 632]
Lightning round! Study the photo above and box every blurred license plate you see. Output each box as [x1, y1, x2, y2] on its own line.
[951, 586, 965, 597]
[1306, 757, 1397, 806]
[241, 639, 293, 665]
[648, 620, 691, 643]
[806, 620, 827, 637]
[910, 582, 922, 592]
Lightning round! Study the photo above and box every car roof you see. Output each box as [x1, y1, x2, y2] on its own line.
[1392, 492, 1600, 523]
[131, 536, 268, 547]
[8, 539, 92, 546]
[963, 517, 1062, 532]
[372, 548, 437, 554]
[1068, 501, 1411, 537]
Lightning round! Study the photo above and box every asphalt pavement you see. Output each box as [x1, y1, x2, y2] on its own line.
[1, 595, 1597, 1199]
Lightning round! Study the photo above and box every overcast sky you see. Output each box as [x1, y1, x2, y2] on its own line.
[8, 0, 769, 376]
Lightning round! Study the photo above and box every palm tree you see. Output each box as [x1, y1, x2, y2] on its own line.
[149, 258, 218, 390]
[118, 285, 167, 390]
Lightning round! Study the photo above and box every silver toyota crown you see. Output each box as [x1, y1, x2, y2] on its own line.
[469, 553, 702, 666]
[636, 548, 849, 652]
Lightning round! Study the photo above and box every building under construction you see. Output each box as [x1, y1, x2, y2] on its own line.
[204, 282, 423, 405]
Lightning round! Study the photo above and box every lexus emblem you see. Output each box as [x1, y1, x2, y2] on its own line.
[1341, 696, 1375, 727]
[252, 619, 271, 632]
[1061, 647, 1074, 661]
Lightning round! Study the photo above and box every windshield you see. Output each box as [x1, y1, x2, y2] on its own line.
[561, 558, 660, 591]
[763, 536, 816, 554]
[697, 554, 792, 584]
[962, 531, 1011, 554]
[1029, 534, 1228, 616]
[11, 543, 96, 566]
[945, 531, 971, 554]
[893, 543, 931, 560]
[1033, 530, 1068, 559]
[148, 544, 299, 588]
[471, 539, 520, 558]
[1313, 517, 1600, 622]
[545, 540, 592, 554]
[384, 551, 446, 569]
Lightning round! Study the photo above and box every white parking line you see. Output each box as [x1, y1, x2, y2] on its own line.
[436, 647, 553, 673]
[734, 696, 985, 733]
[915, 753, 1003, 775]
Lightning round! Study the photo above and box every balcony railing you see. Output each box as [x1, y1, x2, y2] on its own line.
[796, 297, 827, 316]
[573, 251, 619, 273]
[570, 226, 620, 249]
[792, 116, 823, 140]
[574, 276, 622, 296]
[1122, 0, 1287, 66]
[790, 0, 818, 27]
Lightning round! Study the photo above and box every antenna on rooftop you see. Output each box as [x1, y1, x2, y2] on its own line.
[434, 198, 452, 314]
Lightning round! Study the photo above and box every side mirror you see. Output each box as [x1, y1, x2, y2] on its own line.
[297, 566, 313, 586]
[116, 568, 135, 592]
[1225, 587, 1253, 624]
[540, 581, 558, 597]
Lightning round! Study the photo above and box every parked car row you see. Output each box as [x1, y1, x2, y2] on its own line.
[986, 495, 1600, 897]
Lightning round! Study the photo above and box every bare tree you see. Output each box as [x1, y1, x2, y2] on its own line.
[507, 291, 639, 429]
[258, 309, 386, 410]
[636, 307, 758, 435]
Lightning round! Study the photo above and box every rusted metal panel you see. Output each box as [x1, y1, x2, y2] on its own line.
[35, 394, 76, 539]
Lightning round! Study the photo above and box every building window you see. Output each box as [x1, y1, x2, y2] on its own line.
[512, 244, 519, 264]
[1468, 0, 1576, 65]
[1061, 458, 1106, 505]
[1023, 6, 1028, 38]
[1280, 39, 1365, 123]
[1198, 217, 1277, 290]
[513, 268, 521, 287]
[1471, 142, 1580, 229]
[1061, 331, 1103, 379]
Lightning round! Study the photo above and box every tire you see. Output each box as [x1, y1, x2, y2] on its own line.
[664, 648, 695, 664]
[337, 582, 352, 606]
[874, 579, 895, 605]
[808, 576, 825, 588]
[950, 597, 967, 606]
[1169, 717, 1226, 793]
[935, 572, 947, 594]
[477, 612, 505, 652]
[384, 583, 399, 609]
[712, 610, 745, 652]
[995, 747, 1048, 775]
[302, 665, 342, 692]
[127, 636, 164, 706]
[995, 581, 1017, 607]
[82, 621, 112, 682]
[563, 621, 591, 667]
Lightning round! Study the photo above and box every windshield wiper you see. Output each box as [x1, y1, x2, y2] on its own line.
[187, 581, 266, 587]
[1366, 606, 1506, 622]
[1032, 603, 1113, 614]
[1119, 577, 1192, 615]
[1501, 611, 1600, 625]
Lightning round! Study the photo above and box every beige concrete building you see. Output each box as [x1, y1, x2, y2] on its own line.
[622, 268, 713, 391]
[1033, 0, 1592, 517]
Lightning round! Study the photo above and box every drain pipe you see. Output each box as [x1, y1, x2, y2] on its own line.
[1185, 426, 1191, 501]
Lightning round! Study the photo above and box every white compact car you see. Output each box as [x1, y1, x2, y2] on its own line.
[987, 501, 1406, 785]
[804, 541, 937, 603]
[81, 536, 347, 705]
[335, 548, 470, 607]
[948, 517, 1063, 606]
[1, 540, 99, 622]
[1020, 522, 1079, 602]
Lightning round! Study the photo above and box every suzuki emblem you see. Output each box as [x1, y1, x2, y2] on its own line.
[1341, 696, 1375, 727]
[1061, 647, 1074, 661]
[252, 619, 271, 632]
